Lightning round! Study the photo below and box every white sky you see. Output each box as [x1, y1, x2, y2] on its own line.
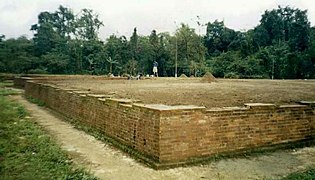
[0, 0, 315, 39]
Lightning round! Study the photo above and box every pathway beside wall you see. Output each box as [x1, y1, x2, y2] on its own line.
[10, 95, 315, 180]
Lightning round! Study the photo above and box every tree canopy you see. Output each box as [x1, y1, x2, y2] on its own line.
[0, 5, 314, 79]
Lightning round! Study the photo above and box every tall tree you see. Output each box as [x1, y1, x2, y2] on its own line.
[53, 5, 75, 39]
[0, 36, 38, 73]
[204, 20, 238, 57]
[0, 34, 5, 42]
[76, 9, 103, 41]
[175, 24, 206, 76]
[31, 11, 60, 56]
[256, 6, 311, 51]
[149, 30, 159, 61]
[130, 27, 139, 61]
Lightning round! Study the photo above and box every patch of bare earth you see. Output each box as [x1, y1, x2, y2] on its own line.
[10, 94, 315, 180]
[41, 78, 315, 108]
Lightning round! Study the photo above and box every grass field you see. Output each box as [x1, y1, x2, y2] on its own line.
[0, 82, 97, 179]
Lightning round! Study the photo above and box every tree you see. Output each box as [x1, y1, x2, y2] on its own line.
[303, 27, 315, 78]
[1, 4, 313, 78]
[289, 9, 310, 51]
[76, 9, 103, 41]
[256, 6, 311, 51]
[0, 34, 5, 42]
[81, 40, 105, 74]
[255, 41, 291, 79]
[149, 30, 159, 61]
[105, 34, 130, 75]
[157, 32, 172, 76]
[175, 24, 206, 76]
[204, 20, 238, 56]
[251, 6, 312, 79]
[53, 5, 75, 39]
[125, 59, 137, 76]
[106, 57, 119, 74]
[209, 51, 263, 78]
[67, 39, 83, 73]
[31, 11, 60, 56]
[41, 51, 69, 74]
[130, 27, 139, 61]
[0, 36, 38, 73]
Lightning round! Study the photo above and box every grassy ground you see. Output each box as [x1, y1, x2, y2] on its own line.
[283, 168, 315, 180]
[0, 83, 97, 179]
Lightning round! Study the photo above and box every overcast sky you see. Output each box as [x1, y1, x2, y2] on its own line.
[1, 0, 315, 39]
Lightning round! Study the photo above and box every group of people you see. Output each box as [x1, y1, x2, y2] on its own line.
[90, 60, 159, 78]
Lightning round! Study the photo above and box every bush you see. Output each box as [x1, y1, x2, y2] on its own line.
[224, 72, 240, 79]
[28, 68, 48, 74]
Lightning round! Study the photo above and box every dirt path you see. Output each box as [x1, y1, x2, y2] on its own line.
[11, 95, 315, 180]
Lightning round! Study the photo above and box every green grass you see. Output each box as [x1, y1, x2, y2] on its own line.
[282, 168, 315, 180]
[26, 96, 46, 106]
[0, 94, 97, 179]
[0, 89, 20, 96]
[0, 81, 13, 88]
[0, 81, 20, 96]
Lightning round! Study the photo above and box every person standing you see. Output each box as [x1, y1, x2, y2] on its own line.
[153, 61, 158, 77]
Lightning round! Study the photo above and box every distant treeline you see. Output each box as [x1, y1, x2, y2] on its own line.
[0, 5, 314, 79]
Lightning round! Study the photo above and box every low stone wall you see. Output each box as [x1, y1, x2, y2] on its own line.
[23, 79, 315, 168]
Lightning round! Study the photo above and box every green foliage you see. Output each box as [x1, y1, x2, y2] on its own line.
[283, 168, 315, 180]
[0, 95, 97, 179]
[0, 36, 38, 73]
[0, 89, 20, 96]
[0, 80, 13, 87]
[205, 20, 239, 56]
[28, 68, 48, 74]
[26, 96, 46, 106]
[209, 51, 263, 78]
[174, 23, 206, 76]
[257, 6, 311, 51]
[0, 5, 314, 78]
[77, 9, 104, 41]
[41, 51, 70, 74]
[205, 6, 314, 78]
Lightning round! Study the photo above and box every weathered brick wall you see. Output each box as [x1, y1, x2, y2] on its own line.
[23, 79, 315, 167]
[25, 81, 160, 161]
[13, 77, 33, 88]
[159, 104, 314, 163]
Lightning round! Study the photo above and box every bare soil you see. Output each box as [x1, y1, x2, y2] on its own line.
[42, 77, 315, 108]
[10, 94, 315, 180]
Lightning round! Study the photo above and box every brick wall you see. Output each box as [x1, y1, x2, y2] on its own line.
[25, 81, 161, 161]
[159, 104, 314, 163]
[23, 79, 315, 167]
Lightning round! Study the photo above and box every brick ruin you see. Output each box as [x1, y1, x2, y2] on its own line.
[15, 76, 315, 168]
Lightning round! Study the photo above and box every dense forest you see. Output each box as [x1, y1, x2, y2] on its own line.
[0, 5, 314, 79]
